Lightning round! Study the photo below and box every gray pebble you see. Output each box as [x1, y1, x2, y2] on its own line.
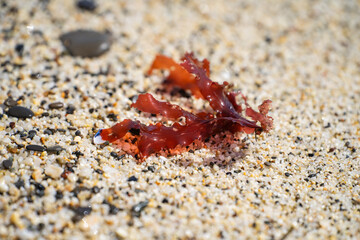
[7, 106, 34, 119]
[60, 30, 112, 58]
[72, 206, 92, 222]
[46, 145, 65, 153]
[77, 0, 97, 11]
[48, 102, 64, 109]
[2, 158, 13, 169]
[4, 97, 17, 107]
[131, 200, 149, 217]
[26, 144, 45, 152]
[28, 130, 37, 139]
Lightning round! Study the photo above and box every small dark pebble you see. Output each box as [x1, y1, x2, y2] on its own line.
[7, 106, 34, 119]
[30, 72, 42, 79]
[9, 122, 15, 129]
[92, 186, 100, 194]
[15, 179, 24, 189]
[131, 201, 149, 218]
[75, 130, 81, 136]
[95, 169, 103, 174]
[4, 97, 17, 107]
[33, 182, 45, 197]
[308, 173, 317, 178]
[107, 113, 118, 121]
[55, 190, 63, 200]
[28, 130, 37, 139]
[2, 158, 13, 169]
[19, 131, 27, 139]
[162, 198, 169, 204]
[73, 150, 84, 158]
[264, 161, 271, 167]
[60, 30, 112, 58]
[44, 129, 54, 135]
[72, 206, 92, 222]
[15, 43, 24, 56]
[110, 152, 118, 158]
[147, 166, 156, 173]
[41, 112, 50, 117]
[66, 105, 76, 114]
[77, 0, 97, 11]
[71, 186, 89, 197]
[26, 144, 45, 152]
[128, 176, 138, 182]
[46, 145, 65, 153]
[308, 153, 315, 157]
[109, 204, 120, 215]
[324, 123, 331, 128]
[37, 223, 45, 231]
[48, 102, 64, 109]
[265, 36, 272, 44]
[285, 172, 291, 177]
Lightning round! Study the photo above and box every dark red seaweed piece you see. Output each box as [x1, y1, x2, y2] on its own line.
[94, 53, 273, 161]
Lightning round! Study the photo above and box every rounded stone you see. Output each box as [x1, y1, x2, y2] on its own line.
[2, 159, 13, 169]
[7, 106, 34, 119]
[77, 0, 97, 11]
[48, 102, 64, 109]
[26, 145, 45, 152]
[60, 30, 112, 58]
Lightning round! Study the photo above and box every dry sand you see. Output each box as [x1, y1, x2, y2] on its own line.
[0, 0, 359, 239]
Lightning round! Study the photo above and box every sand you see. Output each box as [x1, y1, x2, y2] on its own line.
[0, 0, 359, 239]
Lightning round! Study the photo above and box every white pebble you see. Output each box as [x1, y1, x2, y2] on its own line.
[45, 165, 63, 179]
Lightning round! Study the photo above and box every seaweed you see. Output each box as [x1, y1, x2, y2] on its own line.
[94, 53, 273, 161]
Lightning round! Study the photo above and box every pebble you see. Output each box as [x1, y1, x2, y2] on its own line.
[108, 204, 120, 215]
[48, 102, 64, 109]
[77, 0, 97, 11]
[60, 30, 112, 58]
[44, 129, 54, 135]
[127, 176, 138, 182]
[131, 201, 149, 218]
[75, 130, 82, 136]
[27, 130, 37, 139]
[45, 165, 63, 179]
[2, 158, 13, 169]
[26, 144, 45, 152]
[10, 212, 24, 229]
[32, 169, 42, 182]
[92, 186, 100, 194]
[14, 179, 24, 189]
[46, 145, 65, 153]
[72, 206, 92, 222]
[55, 191, 63, 200]
[33, 182, 45, 197]
[7, 106, 34, 119]
[0, 178, 9, 193]
[4, 97, 17, 107]
[74, 136, 81, 142]
[66, 105, 76, 114]
[14, 43, 24, 56]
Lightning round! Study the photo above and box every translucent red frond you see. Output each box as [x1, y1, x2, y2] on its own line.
[95, 53, 273, 161]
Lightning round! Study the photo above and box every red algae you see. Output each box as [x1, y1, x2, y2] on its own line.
[94, 53, 273, 161]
